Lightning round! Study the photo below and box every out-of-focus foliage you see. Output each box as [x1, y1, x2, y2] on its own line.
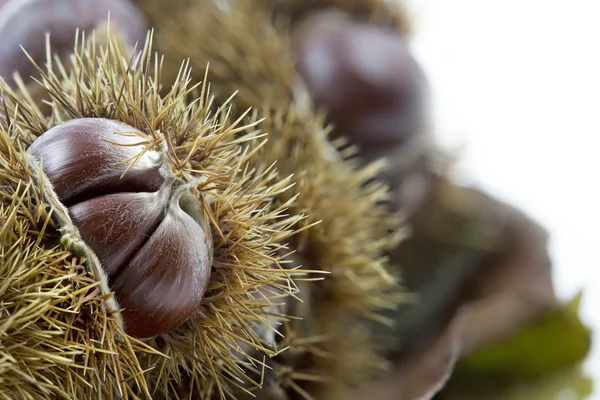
[438, 292, 593, 399]
[459, 292, 591, 376]
[439, 365, 592, 400]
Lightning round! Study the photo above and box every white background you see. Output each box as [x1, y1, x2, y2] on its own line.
[405, 1, 600, 398]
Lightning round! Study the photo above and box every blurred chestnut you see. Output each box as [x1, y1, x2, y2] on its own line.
[294, 19, 428, 163]
[0, 0, 147, 86]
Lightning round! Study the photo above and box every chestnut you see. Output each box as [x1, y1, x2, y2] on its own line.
[27, 118, 213, 339]
[293, 19, 428, 163]
[0, 0, 147, 86]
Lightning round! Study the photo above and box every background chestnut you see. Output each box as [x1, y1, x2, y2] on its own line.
[294, 19, 429, 164]
[0, 0, 147, 86]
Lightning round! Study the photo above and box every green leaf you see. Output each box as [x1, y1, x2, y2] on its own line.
[436, 292, 594, 400]
[437, 364, 593, 400]
[456, 292, 592, 378]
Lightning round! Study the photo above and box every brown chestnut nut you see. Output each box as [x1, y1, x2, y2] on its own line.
[27, 118, 165, 205]
[0, 0, 147, 86]
[294, 19, 428, 162]
[27, 118, 213, 339]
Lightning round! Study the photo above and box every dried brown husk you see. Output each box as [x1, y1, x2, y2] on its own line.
[0, 31, 316, 399]
[341, 176, 563, 400]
